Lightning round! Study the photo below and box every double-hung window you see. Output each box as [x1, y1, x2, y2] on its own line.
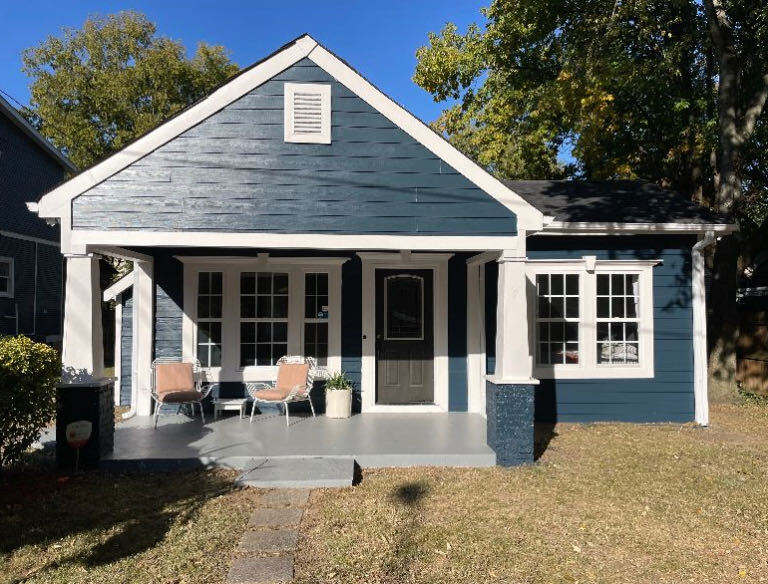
[184, 258, 343, 380]
[240, 272, 289, 367]
[196, 272, 222, 367]
[529, 258, 657, 378]
[0, 258, 12, 298]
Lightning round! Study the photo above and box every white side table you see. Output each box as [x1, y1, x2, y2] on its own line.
[213, 398, 249, 420]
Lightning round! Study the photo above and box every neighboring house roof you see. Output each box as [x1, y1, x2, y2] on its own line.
[33, 34, 546, 232]
[506, 180, 735, 233]
[0, 95, 75, 242]
[0, 94, 76, 173]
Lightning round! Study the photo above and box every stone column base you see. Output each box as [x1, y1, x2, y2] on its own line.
[486, 380, 535, 466]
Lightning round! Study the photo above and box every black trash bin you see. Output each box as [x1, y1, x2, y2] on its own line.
[56, 379, 115, 470]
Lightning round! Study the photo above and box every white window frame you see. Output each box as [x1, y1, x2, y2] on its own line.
[527, 257, 658, 379]
[302, 271, 331, 367]
[180, 256, 345, 382]
[0, 257, 13, 298]
[284, 82, 332, 144]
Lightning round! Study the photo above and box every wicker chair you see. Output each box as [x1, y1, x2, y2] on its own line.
[246, 356, 318, 426]
[151, 358, 211, 428]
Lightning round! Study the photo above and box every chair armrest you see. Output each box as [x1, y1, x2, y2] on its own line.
[245, 382, 275, 398]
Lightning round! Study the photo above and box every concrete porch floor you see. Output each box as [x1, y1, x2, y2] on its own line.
[101, 409, 496, 472]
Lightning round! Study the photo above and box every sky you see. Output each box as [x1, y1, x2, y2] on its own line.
[0, 0, 488, 125]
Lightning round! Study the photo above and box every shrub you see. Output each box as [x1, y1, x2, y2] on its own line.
[0, 336, 60, 467]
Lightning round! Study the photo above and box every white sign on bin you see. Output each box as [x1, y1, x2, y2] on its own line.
[66, 420, 92, 449]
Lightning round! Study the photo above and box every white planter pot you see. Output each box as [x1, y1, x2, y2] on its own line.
[325, 389, 352, 418]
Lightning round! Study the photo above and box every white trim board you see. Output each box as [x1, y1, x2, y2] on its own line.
[541, 221, 737, 234]
[74, 230, 521, 252]
[358, 252, 452, 413]
[103, 271, 135, 301]
[33, 34, 546, 235]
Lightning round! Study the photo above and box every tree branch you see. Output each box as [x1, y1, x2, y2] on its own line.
[704, 0, 730, 51]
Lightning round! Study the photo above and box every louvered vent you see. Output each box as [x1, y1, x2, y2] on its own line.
[284, 83, 331, 144]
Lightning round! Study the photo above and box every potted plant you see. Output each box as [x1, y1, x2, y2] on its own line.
[324, 371, 353, 419]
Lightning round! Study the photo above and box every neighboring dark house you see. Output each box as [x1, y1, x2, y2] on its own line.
[0, 94, 75, 340]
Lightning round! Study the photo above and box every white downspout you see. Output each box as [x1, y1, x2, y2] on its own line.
[692, 231, 716, 426]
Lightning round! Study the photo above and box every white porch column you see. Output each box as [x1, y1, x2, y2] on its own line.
[134, 259, 154, 416]
[62, 254, 104, 380]
[492, 248, 536, 383]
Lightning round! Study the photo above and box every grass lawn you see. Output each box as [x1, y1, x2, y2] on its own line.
[295, 403, 768, 584]
[3, 403, 768, 583]
[0, 470, 258, 584]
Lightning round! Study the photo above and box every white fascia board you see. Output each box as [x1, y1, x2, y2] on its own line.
[36, 36, 318, 218]
[103, 271, 135, 301]
[541, 221, 738, 234]
[0, 230, 59, 247]
[306, 44, 545, 232]
[73, 230, 519, 251]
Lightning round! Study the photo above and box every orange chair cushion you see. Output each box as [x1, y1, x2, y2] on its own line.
[155, 363, 195, 394]
[276, 362, 309, 392]
[157, 390, 203, 404]
[253, 388, 292, 401]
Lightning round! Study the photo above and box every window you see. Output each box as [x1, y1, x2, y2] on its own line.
[196, 272, 222, 367]
[528, 259, 657, 379]
[0, 258, 12, 298]
[596, 274, 640, 365]
[284, 83, 331, 144]
[183, 258, 344, 380]
[384, 275, 424, 340]
[535, 274, 579, 365]
[303, 273, 329, 366]
[240, 272, 289, 367]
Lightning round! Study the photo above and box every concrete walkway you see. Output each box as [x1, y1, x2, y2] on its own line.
[227, 489, 310, 584]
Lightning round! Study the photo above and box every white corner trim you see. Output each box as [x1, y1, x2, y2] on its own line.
[542, 221, 738, 234]
[692, 231, 716, 426]
[307, 43, 545, 231]
[359, 253, 451, 413]
[103, 271, 135, 301]
[72, 230, 519, 251]
[36, 36, 318, 218]
[113, 301, 122, 405]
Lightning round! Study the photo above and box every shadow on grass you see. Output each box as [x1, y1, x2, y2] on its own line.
[0, 468, 236, 580]
[377, 481, 430, 581]
[534, 422, 558, 461]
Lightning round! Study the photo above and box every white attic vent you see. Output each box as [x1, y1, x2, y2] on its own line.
[284, 83, 331, 144]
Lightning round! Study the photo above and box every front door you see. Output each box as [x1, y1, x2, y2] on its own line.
[375, 269, 434, 404]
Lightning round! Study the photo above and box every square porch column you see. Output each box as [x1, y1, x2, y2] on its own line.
[133, 259, 154, 416]
[486, 248, 538, 466]
[62, 254, 104, 380]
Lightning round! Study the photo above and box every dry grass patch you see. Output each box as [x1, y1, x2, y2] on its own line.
[0, 470, 259, 584]
[296, 403, 768, 583]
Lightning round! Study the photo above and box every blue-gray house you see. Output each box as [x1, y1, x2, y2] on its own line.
[31, 36, 734, 463]
[0, 94, 75, 342]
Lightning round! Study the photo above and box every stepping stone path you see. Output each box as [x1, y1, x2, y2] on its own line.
[227, 488, 310, 583]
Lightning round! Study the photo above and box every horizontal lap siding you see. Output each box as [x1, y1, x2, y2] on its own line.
[72, 60, 517, 235]
[488, 235, 697, 423]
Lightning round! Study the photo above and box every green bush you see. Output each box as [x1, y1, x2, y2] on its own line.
[0, 336, 60, 467]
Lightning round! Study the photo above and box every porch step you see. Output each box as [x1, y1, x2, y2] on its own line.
[235, 456, 355, 489]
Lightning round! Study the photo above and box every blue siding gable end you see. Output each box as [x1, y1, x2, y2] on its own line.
[72, 60, 517, 236]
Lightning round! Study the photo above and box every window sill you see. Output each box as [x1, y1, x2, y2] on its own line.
[533, 365, 655, 379]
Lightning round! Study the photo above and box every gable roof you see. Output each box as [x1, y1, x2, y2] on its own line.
[506, 180, 736, 233]
[0, 94, 76, 172]
[33, 34, 546, 231]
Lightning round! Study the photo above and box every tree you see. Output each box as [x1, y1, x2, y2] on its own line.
[22, 11, 239, 169]
[415, 0, 768, 391]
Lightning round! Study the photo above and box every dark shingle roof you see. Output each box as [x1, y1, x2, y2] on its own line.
[504, 180, 728, 225]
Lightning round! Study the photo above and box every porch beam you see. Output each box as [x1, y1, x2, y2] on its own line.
[62, 254, 104, 380]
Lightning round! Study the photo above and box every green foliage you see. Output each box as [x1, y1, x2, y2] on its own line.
[325, 371, 353, 391]
[0, 336, 61, 467]
[414, 0, 768, 211]
[21, 11, 239, 169]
